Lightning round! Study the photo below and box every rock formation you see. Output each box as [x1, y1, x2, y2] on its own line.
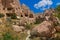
[0, 0, 35, 18]
[20, 4, 35, 18]
[29, 21, 56, 40]
[0, 0, 21, 16]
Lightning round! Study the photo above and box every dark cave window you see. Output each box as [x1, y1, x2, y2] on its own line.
[6, 13, 17, 19]
[25, 13, 28, 17]
[29, 14, 33, 18]
[6, 13, 15, 17]
[6, 13, 12, 17]
[7, 8, 13, 10]
[3, 8, 5, 10]
[21, 15, 23, 17]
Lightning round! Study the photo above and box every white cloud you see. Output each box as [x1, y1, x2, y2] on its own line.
[34, 0, 53, 10]
[56, 3, 60, 5]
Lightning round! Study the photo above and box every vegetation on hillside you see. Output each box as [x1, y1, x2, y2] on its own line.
[55, 5, 60, 19]
[56, 5, 60, 13]
[11, 13, 17, 19]
[0, 5, 60, 40]
[0, 13, 4, 18]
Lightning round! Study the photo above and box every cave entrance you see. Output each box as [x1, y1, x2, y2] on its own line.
[25, 13, 28, 17]
[6, 13, 17, 19]
[6, 13, 14, 17]
[29, 14, 34, 18]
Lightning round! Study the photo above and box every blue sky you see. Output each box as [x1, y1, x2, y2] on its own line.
[20, 0, 60, 13]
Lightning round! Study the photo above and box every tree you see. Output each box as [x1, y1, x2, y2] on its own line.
[56, 5, 60, 13]
[55, 5, 60, 20]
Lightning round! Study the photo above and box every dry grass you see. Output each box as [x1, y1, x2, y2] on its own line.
[0, 18, 60, 40]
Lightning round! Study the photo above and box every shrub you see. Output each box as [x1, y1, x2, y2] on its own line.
[0, 13, 4, 18]
[6, 17, 11, 22]
[2, 32, 19, 40]
[25, 23, 32, 30]
[3, 32, 13, 40]
[57, 13, 60, 20]
[56, 5, 60, 13]
[53, 13, 60, 20]
[11, 13, 17, 19]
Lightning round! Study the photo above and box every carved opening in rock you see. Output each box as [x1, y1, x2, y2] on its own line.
[7, 8, 13, 10]
[6, 13, 17, 19]
[6, 13, 13, 17]
[3, 8, 5, 10]
[29, 14, 34, 18]
[21, 15, 23, 17]
[6, 13, 16, 17]
[25, 13, 28, 17]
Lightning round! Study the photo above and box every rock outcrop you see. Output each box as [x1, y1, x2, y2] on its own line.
[12, 25, 25, 32]
[0, 0, 21, 16]
[55, 26, 60, 32]
[30, 21, 56, 40]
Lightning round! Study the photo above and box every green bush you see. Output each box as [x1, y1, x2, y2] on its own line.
[11, 13, 17, 19]
[2, 32, 19, 40]
[56, 5, 60, 13]
[25, 23, 32, 30]
[3, 32, 13, 40]
[53, 13, 60, 20]
[57, 13, 60, 20]
[0, 13, 4, 18]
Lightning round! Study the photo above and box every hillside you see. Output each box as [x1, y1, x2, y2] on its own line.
[0, 0, 60, 40]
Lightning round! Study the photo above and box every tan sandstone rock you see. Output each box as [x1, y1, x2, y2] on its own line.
[12, 25, 25, 32]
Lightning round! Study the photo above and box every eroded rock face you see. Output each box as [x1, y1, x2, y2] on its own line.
[44, 9, 55, 16]
[30, 21, 56, 38]
[2, 0, 13, 8]
[55, 26, 60, 32]
[0, 0, 35, 24]
[12, 25, 25, 32]
[0, 0, 21, 15]
[19, 17, 35, 26]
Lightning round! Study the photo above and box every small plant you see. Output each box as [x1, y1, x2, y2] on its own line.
[3, 32, 13, 40]
[53, 13, 60, 20]
[57, 13, 60, 20]
[6, 17, 12, 27]
[2, 32, 19, 40]
[0, 13, 4, 18]
[6, 17, 11, 22]
[56, 5, 60, 13]
[11, 13, 17, 19]
[25, 23, 32, 30]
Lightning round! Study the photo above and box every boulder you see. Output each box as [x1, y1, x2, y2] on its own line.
[30, 21, 56, 38]
[12, 25, 25, 32]
[55, 26, 60, 32]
